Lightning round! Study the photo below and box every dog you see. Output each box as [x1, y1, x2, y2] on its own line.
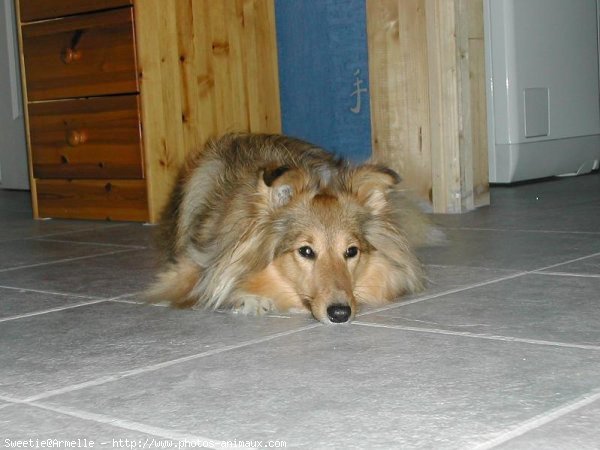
[146, 133, 436, 323]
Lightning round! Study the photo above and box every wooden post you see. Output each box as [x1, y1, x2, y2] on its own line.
[366, 0, 433, 203]
[367, 0, 489, 213]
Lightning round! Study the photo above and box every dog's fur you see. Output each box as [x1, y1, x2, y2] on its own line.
[147, 133, 435, 323]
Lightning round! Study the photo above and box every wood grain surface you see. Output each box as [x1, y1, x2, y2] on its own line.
[29, 95, 143, 179]
[22, 8, 138, 101]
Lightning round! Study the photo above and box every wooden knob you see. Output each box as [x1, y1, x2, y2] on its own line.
[66, 129, 88, 147]
[61, 47, 82, 64]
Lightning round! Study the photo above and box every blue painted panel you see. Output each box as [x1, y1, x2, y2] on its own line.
[275, 0, 372, 161]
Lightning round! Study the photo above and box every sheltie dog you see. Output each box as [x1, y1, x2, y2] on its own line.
[146, 133, 437, 324]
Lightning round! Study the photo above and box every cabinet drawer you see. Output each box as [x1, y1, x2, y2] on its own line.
[22, 8, 138, 101]
[19, 0, 132, 23]
[29, 95, 143, 179]
[36, 179, 148, 221]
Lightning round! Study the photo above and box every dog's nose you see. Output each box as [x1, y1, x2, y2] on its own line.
[327, 304, 352, 323]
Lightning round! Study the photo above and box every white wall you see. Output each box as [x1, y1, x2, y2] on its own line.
[0, 0, 29, 190]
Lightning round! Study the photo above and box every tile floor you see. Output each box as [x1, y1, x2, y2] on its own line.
[0, 174, 599, 449]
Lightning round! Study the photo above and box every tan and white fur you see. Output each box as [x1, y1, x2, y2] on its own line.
[147, 133, 437, 324]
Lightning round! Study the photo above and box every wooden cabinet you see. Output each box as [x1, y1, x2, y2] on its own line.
[28, 95, 143, 179]
[16, 0, 281, 222]
[21, 8, 138, 101]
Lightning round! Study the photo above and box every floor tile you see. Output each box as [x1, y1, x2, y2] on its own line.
[0, 239, 134, 272]
[493, 396, 600, 450]
[357, 264, 520, 317]
[432, 174, 600, 233]
[421, 264, 519, 294]
[0, 287, 98, 320]
[0, 217, 125, 243]
[41, 326, 600, 449]
[0, 249, 157, 298]
[359, 274, 600, 346]
[490, 173, 600, 209]
[539, 254, 600, 276]
[0, 403, 175, 448]
[417, 229, 600, 270]
[0, 301, 313, 399]
[39, 223, 155, 248]
[2, 166, 600, 448]
[433, 201, 600, 234]
[0, 189, 32, 213]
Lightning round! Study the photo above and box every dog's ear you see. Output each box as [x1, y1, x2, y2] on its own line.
[349, 164, 401, 214]
[259, 164, 305, 208]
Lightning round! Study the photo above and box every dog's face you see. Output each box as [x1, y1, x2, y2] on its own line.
[272, 192, 371, 323]
[251, 163, 402, 324]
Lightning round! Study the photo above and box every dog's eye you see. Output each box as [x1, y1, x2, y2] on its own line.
[345, 246, 359, 258]
[298, 246, 316, 259]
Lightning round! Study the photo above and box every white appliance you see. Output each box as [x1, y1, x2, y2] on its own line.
[485, 0, 600, 183]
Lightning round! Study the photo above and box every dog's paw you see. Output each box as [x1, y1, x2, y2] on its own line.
[233, 296, 274, 316]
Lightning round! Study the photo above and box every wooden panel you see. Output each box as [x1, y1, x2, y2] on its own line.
[36, 179, 148, 221]
[175, 0, 217, 154]
[22, 8, 138, 101]
[366, 0, 432, 202]
[19, 0, 132, 23]
[134, 0, 281, 223]
[204, 0, 248, 131]
[14, 0, 40, 219]
[29, 95, 143, 179]
[367, 0, 489, 213]
[240, 0, 281, 133]
[426, 0, 466, 213]
[134, 1, 186, 223]
[467, 0, 490, 207]
[425, 0, 489, 213]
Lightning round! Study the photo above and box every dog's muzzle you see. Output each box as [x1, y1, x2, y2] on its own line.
[327, 304, 352, 323]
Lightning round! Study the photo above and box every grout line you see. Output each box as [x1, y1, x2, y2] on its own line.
[0, 394, 23, 403]
[110, 299, 142, 305]
[0, 292, 139, 323]
[539, 252, 600, 271]
[352, 321, 600, 351]
[531, 271, 600, 279]
[108, 292, 144, 305]
[25, 222, 132, 237]
[31, 403, 231, 449]
[0, 223, 132, 244]
[23, 324, 320, 402]
[0, 284, 102, 300]
[0, 248, 137, 274]
[424, 263, 514, 270]
[472, 388, 600, 450]
[0, 299, 110, 323]
[440, 226, 600, 235]
[357, 271, 529, 317]
[34, 238, 148, 250]
[11, 400, 229, 449]
[360, 251, 600, 317]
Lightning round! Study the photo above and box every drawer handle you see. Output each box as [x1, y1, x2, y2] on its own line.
[62, 30, 84, 64]
[66, 130, 88, 147]
[61, 47, 83, 64]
